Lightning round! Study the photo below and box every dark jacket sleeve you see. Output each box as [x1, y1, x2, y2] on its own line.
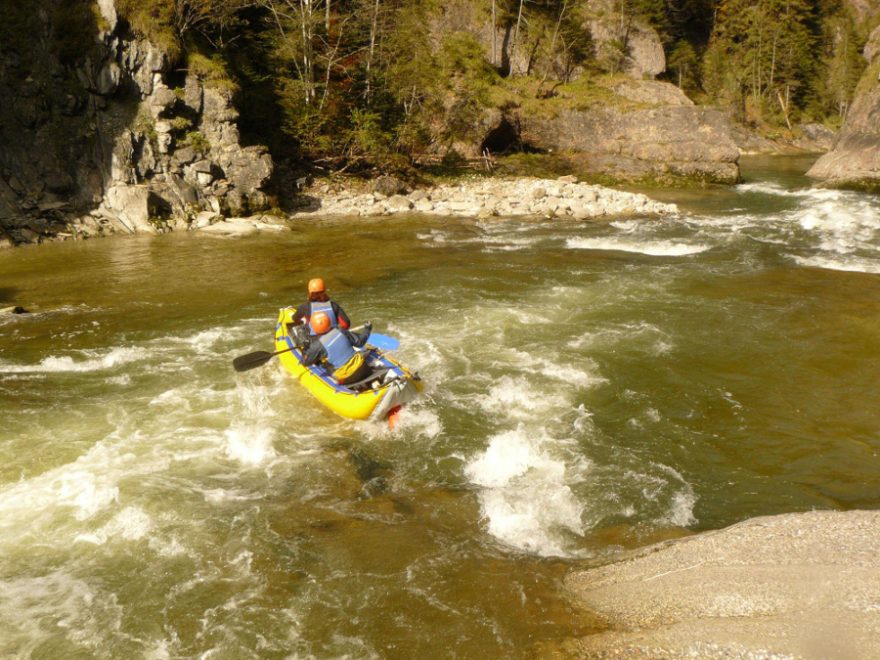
[332, 301, 351, 329]
[345, 327, 371, 348]
[292, 302, 310, 324]
[301, 340, 326, 367]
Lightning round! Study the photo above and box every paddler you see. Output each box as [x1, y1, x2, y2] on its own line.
[301, 312, 373, 384]
[291, 278, 352, 336]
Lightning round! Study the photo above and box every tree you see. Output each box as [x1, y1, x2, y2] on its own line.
[668, 40, 699, 91]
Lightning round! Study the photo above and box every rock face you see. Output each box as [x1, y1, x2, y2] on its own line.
[807, 25, 880, 189]
[514, 93, 740, 183]
[0, 0, 273, 246]
[561, 510, 880, 658]
[586, 0, 666, 79]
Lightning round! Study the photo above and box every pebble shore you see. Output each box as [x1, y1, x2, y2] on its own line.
[194, 176, 679, 236]
[290, 176, 678, 220]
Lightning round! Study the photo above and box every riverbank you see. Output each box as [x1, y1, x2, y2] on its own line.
[290, 176, 678, 220]
[185, 176, 678, 238]
[0, 175, 679, 247]
[556, 509, 880, 658]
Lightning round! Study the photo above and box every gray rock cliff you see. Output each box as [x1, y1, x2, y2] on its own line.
[0, 1, 273, 246]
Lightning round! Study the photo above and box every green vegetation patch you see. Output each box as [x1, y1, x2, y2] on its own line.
[115, 0, 180, 60]
[489, 74, 645, 119]
[187, 52, 238, 92]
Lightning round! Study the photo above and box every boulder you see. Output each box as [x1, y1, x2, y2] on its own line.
[103, 184, 159, 233]
[561, 510, 880, 658]
[386, 194, 413, 212]
[372, 175, 407, 197]
[194, 211, 222, 228]
[222, 146, 273, 202]
[793, 123, 836, 152]
[200, 220, 260, 237]
[518, 106, 740, 183]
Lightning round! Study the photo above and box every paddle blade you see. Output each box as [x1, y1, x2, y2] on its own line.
[368, 332, 400, 351]
[232, 351, 275, 372]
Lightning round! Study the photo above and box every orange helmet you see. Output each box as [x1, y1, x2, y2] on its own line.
[311, 311, 331, 335]
[308, 278, 326, 295]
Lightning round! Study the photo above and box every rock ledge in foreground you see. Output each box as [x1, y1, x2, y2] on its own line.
[560, 509, 880, 659]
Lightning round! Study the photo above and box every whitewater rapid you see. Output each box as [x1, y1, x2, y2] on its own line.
[1, 165, 878, 654]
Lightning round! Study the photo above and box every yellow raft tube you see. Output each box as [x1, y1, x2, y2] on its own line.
[273, 308, 423, 421]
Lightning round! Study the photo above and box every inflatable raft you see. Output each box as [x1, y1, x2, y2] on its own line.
[273, 308, 423, 421]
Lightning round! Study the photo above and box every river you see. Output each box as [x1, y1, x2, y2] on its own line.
[1, 155, 878, 657]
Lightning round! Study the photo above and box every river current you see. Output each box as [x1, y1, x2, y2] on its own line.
[1, 156, 879, 656]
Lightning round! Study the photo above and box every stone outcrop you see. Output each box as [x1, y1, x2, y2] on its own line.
[560, 510, 880, 658]
[512, 89, 740, 184]
[0, 1, 273, 246]
[807, 24, 880, 189]
[293, 176, 678, 219]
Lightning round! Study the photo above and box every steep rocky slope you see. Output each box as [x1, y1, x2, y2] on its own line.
[0, 1, 272, 247]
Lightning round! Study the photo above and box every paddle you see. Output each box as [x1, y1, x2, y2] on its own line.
[367, 332, 400, 351]
[231, 324, 400, 373]
[232, 347, 293, 372]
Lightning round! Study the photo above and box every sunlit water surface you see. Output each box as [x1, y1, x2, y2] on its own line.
[1, 156, 879, 656]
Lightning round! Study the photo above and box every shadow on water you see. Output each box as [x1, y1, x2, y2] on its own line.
[0, 287, 18, 304]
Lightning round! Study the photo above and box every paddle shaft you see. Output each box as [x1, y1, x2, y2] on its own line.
[232, 324, 372, 372]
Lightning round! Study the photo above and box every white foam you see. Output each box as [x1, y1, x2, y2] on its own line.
[0, 346, 142, 373]
[664, 489, 698, 527]
[56, 470, 120, 521]
[566, 237, 711, 256]
[465, 428, 588, 557]
[538, 362, 607, 388]
[75, 506, 152, 545]
[792, 254, 880, 274]
[0, 571, 122, 653]
[736, 182, 810, 197]
[224, 426, 277, 466]
[477, 376, 568, 420]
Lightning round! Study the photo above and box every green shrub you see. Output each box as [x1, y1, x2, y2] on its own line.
[184, 130, 211, 154]
[170, 116, 193, 131]
[187, 52, 238, 92]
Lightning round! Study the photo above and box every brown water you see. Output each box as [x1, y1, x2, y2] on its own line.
[1, 156, 879, 657]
